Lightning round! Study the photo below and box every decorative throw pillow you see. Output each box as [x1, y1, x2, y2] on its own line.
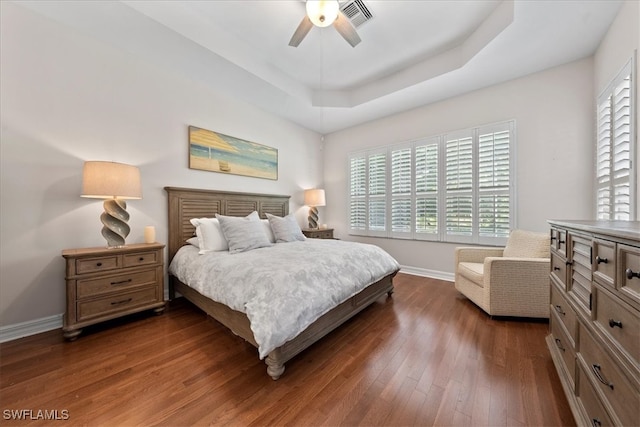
[503, 229, 549, 258]
[216, 212, 272, 254]
[189, 217, 228, 254]
[266, 213, 306, 243]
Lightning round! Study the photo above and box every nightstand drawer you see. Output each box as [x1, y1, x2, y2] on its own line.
[77, 269, 157, 298]
[123, 251, 159, 267]
[77, 286, 160, 322]
[76, 255, 120, 274]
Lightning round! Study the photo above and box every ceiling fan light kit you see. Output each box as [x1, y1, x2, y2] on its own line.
[306, 0, 339, 27]
[289, 0, 362, 48]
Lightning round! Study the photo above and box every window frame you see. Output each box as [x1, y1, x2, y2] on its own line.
[348, 120, 516, 245]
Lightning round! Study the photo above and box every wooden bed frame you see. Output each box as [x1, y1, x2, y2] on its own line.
[165, 187, 397, 380]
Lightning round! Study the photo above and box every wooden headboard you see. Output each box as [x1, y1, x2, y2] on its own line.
[164, 187, 290, 262]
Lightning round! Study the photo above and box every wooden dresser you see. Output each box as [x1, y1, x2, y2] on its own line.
[62, 243, 166, 340]
[546, 220, 639, 427]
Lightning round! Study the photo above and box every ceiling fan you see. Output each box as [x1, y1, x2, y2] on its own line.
[289, 0, 361, 48]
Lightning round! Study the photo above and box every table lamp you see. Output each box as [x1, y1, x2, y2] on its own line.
[304, 188, 325, 229]
[81, 161, 142, 247]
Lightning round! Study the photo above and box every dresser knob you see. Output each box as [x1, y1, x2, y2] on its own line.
[595, 256, 608, 264]
[626, 268, 640, 279]
[139, 257, 145, 262]
[554, 338, 565, 352]
[555, 305, 565, 316]
[592, 418, 602, 427]
[96, 262, 102, 267]
[608, 318, 623, 329]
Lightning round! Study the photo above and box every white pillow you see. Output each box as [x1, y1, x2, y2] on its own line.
[186, 237, 199, 248]
[262, 219, 276, 243]
[266, 213, 306, 243]
[216, 212, 272, 254]
[190, 217, 228, 254]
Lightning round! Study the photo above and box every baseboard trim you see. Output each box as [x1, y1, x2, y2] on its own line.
[399, 265, 454, 282]
[0, 313, 62, 343]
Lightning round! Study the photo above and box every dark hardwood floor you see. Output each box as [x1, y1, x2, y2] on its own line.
[0, 273, 574, 426]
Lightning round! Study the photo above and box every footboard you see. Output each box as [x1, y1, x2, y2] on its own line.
[171, 271, 396, 380]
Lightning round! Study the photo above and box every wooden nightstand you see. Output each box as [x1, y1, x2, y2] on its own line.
[62, 243, 166, 340]
[302, 228, 334, 239]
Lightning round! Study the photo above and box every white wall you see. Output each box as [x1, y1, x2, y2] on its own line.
[0, 3, 322, 328]
[593, 0, 640, 218]
[323, 58, 595, 275]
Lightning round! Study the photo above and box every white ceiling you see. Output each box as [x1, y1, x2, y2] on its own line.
[17, 0, 622, 134]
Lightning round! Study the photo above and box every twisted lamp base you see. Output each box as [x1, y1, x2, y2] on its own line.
[307, 206, 319, 229]
[101, 198, 131, 247]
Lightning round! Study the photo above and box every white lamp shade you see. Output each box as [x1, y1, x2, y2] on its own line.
[306, 0, 339, 27]
[81, 161, 142, 199]
[304, 188, 326, 207]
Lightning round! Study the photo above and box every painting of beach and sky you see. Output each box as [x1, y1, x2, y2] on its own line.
[189, 126, 278, 180]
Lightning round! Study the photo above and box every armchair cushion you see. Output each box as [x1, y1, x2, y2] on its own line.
[457, 262, 485, 287]
[503, 229, 549, 258]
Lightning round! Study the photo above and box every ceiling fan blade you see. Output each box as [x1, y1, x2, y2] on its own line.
[289, 15, 313, 47]
[333, 12, 361, 47]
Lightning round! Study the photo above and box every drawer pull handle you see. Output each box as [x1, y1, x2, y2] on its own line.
[111, 298, 133, 306]
[592, 418, 602, 427]
[553, 267, 561, 271]
[96, 262, 103, 267]
[111, 279, 132, 286]
[554, 338, 565, 352]
[550, 236, 557, 242]
[554, 305, 565, 316]
[626, 268, 640, 280]
[139, 257, 145, 261]
[608, 318, 623, 329]
[591, 364, 614, 390]
[565, 261, 573, 266]
[559, 240, 565, 244]
[595, 256, 608, 264]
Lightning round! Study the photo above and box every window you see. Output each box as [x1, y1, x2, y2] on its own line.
[348, 120, 515, 245]
[596, 58, 636, 220]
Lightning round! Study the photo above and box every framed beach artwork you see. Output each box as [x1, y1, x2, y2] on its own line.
[188, 126, 278, 180]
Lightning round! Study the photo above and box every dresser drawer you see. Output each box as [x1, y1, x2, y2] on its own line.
[76, 255, 120, 274]
[123, 250, 159, 268]
[551, 252, 567, 289]
[593, 238, 616, 290]
[619, 243, 640, 305]
[77, 286, 160, 322]
[576, 362, 615, 427]
[579, 324, 639, 427]
[593, 286, 640, 366]
[77, 269, 157, 298]
[550, 282, 577, 345]
[550, 309, 576, 386]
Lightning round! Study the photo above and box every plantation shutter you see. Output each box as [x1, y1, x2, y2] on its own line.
[415, 138, 439, 240]
[390, 145, 412, 238]
[368, 152, 387, 234]
[445, 133, 473, 242]
[349, 155, 366, 231]
[478, 124, 512, 239]
[596, 59, 635, 221]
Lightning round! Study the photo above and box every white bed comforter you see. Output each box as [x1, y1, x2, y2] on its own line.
[168, 239, 399, 359]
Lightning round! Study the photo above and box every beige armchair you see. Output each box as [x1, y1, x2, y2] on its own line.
[454, 230, 550, 318]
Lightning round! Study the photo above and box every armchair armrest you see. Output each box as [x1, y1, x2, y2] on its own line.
[484, 257, 551, 318]
[455, 246, 504, 264]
